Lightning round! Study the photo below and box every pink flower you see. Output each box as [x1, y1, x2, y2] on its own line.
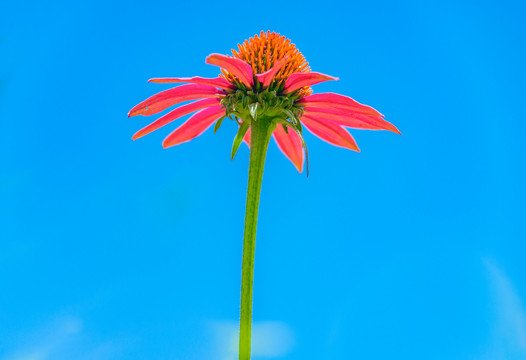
[129, 31, 399, 173]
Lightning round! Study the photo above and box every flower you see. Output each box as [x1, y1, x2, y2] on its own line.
[129, 31, 399, 173]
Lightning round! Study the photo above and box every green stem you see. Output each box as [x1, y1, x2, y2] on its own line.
[239, 117, 275, 360]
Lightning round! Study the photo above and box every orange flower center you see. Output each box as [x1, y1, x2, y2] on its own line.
[234, 31, 310, 80]
[222, 31, 312, 95]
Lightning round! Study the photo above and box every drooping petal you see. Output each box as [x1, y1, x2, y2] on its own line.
[128, 84, 224, 117]
[301, 115, 360, 152]
[273, 124, 304, 173]
[132, 98, 221, 140]
[283, 72, 338, 94]
[148, 76, 235, 90]
[255, 56, 289, 88]
[297, 92, 384, 117]
[162, 105, 225, 148]
[206, 53, 254, 88]
[243, 127, 251, 147]
[303, 107, 401, 134]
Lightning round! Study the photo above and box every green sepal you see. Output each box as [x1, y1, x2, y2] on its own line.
[295, 117, 303, 132]
[300, 132, 310, 177]
[248, 103, 258, 121]
[214, 116, 226, 133]
[282, 109, 296, 124]
[231, 121, 250, 160]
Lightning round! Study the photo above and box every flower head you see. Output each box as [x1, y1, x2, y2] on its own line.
[129, 31, 399, 173]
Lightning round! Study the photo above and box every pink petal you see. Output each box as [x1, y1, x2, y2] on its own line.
[301, 115, 360, 152]
[162, 105, 225, 148]
[148, 76, 235, 90]
[206, 53, 254, 88]
[128, 84, 224, 117]
[283, 72, 338, 94]
[255, 56, 289, 88]
[273, 124, 304, 173]
[297, 92, 384, 117]
[243, 127, 251, 147]
[132, 98, 221, 140]
[303, 107, 401, 134]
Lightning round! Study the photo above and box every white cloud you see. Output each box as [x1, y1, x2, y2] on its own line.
[2, 315, 122, 360]
[210, 320, 295, 360]
[482, 258, 526, 360]
[3, 316, 82, 360]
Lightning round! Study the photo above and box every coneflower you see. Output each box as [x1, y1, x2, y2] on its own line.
[129, 30, 399, 360]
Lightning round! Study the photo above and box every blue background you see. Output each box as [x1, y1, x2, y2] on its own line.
[1, 0, 525, 359]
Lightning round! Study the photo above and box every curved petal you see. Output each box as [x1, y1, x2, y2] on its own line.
[255, 56, 289, 88]
[162, 105, 225, 148]
[297, 92, 384, 117]
[206, 53, 254, 88]
[243, 127, 251, 147]
[132, 98, 221, 140]
[301, 115, 360, 152]
[148, 76, 235, 90]
[128, 84, 224, 117]
[283, 72, 338, 94]
[273, 124, 304, 173]
[303, 107, 400, 134]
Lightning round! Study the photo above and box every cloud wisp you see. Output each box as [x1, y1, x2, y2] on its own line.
[210, 320, 295, 360]
[482, 258, 526, 360]
[2, 315, 122, 360]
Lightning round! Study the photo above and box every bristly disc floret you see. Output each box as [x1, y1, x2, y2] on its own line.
[221, 31, 312, 97]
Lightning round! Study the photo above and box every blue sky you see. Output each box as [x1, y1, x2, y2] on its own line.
[1, 0, 525, 359]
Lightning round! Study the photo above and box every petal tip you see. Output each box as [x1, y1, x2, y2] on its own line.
[205, 53, 223, 65]
[345, 141, 361, 152]
[386, 123, 401, 134]
[131, 131, 143, 141]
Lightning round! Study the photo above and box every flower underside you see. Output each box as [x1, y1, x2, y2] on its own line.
[220, 88, 307, 165]
[221, 89, 303, 123]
